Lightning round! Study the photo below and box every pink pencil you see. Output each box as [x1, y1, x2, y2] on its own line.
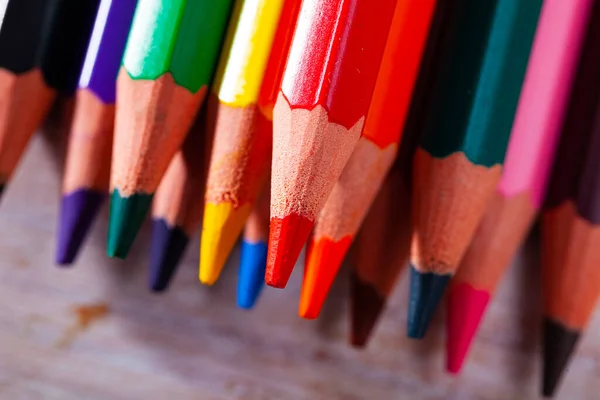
[446, 0, 593, 374]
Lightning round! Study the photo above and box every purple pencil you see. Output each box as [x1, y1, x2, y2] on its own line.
[56, 0, 137, 265]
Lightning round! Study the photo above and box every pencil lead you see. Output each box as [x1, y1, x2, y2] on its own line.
[407, 264, 450, 339]
[446, 282, 490, 373]
[199, 203, 251, 286]
[266, 214, 314, 288]
[299, 238, 351, 319]
[107, 190, 152, 259]
[350, 270, 385, 348]
[56, 189, 105, 265]
[542, 318, 580, 398]
[149, 219, 189, 292]
[237, 239, 268, 309]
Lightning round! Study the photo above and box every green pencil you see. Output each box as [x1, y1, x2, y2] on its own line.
[407, 0, 542, 338]
[108, 0, 233, 258]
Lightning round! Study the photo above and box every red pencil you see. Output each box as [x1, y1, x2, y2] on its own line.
[266, 0, 397, 288]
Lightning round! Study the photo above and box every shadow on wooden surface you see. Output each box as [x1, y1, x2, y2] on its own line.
[0, 134, 598, 399]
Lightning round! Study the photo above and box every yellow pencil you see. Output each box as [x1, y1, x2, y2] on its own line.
[200, 0, 284, 285]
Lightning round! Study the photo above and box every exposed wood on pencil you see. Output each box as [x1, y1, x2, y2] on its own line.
[57, 90, 113, 264]
[150, 115, 206, 292]
[350, 164, 410, 347]
[109, 71, 207, 258]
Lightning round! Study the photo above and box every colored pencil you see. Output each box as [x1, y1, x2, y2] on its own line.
[266, 0, 397, 288]
[299, 0, 436, 319]
[446, 0, 592, 375]
[350, 163, 410, 347]
[408, 0, 542, 338]
[348, 0, 457, 345]
[540, 3, 600, 396]
[237, 181, 270, 309]
[108, 0, 233, 258]
[56, 0, 137, 265]
[199, 0, 285, 285]
[149, 115, 206, 292]
[0, 0, 99, 198]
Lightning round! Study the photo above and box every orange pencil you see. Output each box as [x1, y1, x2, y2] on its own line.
[267, 0, 397, 288]
[299, 0, 436, 318]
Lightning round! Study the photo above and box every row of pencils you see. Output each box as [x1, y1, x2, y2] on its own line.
[2, 0, 600, 397]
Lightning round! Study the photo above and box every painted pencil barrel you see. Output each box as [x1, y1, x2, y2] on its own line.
[300, 0, 437, 320]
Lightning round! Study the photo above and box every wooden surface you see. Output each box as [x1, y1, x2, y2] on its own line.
[1, 130, 600, 400]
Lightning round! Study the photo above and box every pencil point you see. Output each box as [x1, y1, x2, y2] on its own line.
[56, 189, 105, 265]
[350, 270, 385, 348]
[199, 202, 251, 286]
[407, 264, 450, 339]
[149, 219, 189, 292]
[107, 190, 152, 259]
[542, 318, 580, 398]
[237, 239, 268, 309]
[299, 237, 351, 319]
[446, 282, 490, 373]
[265, 214, 314, 288]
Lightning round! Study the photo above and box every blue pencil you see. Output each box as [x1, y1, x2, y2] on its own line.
[237, 184, 270, 309]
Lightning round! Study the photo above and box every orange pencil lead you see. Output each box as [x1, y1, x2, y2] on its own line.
[299, 237, 352, 318]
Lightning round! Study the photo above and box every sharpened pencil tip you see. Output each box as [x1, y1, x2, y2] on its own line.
[199, 202, 251, 286]
[542, 318, 580, 398]
[299, 237, 352, 319]
[407, 264, 450, 339]
[149, 219, 189, 292]
[266, 214, 314, 288]
[107, 190, 152, 259]
[446, 282, 490, 373]
[350, 270, 385, 348]
[237, 239, 268, 309]
[56, 189, 105, 265]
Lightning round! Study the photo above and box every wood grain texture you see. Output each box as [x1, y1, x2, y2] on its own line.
[2, 135, 600, 399]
